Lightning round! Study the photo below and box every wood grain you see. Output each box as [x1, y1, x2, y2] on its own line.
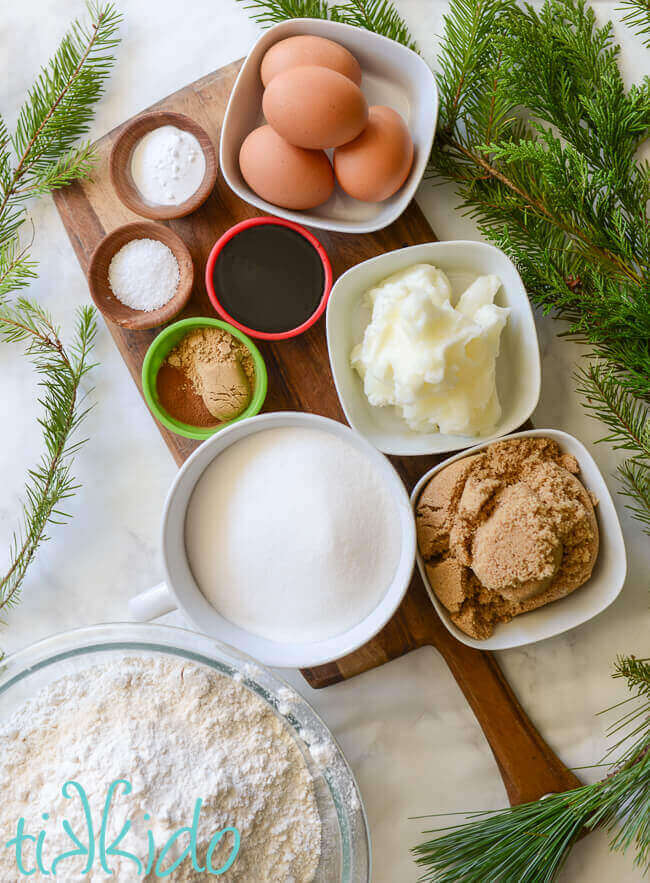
[53, 59, 581, 805]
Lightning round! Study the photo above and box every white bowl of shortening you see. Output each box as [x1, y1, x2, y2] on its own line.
[130, 412, 416, 667]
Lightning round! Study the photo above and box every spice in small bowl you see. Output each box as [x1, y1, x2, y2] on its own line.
[87, 222, 194, 331]
[110, 111, 217, 220]
[109, 238, 179, 312]
[142, 318, 268, 440]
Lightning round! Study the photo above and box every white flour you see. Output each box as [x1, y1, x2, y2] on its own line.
[185, 426, 401, 644]
[0, 656, 321, 881]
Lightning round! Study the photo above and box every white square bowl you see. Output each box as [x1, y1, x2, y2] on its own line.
[411, 428, 627, 650]
[326, 240, 542, 455]
[220, 18, 438, 233]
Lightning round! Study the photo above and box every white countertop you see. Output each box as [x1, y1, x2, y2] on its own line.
[2, 2, 648, 880]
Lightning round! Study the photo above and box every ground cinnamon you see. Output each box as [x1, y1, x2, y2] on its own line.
[156, 363, 217, 427]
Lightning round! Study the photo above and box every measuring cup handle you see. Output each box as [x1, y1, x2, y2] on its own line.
[129, 582, 177, 621]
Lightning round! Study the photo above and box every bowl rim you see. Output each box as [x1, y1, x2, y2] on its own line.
[204, 216, 333, 340]
[326, 239, 542, 455]
[109, 110, 218, 221]
[219, 17, 439, 234]
[87, 221, 195, 331]
[141, 317, 268, 440]
[410, 427, 628, 650]
[161, 411, 417, 667]
[0, 621, 372, 882]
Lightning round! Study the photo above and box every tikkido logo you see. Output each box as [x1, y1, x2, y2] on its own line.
[4, 780, 241, 878]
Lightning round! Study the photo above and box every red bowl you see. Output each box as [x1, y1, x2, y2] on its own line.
[205, 216, 333, 341]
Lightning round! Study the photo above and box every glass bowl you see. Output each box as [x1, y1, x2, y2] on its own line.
[0, 623, 371, 881]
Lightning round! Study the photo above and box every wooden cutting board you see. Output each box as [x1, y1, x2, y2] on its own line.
[53, 59, 580, 806]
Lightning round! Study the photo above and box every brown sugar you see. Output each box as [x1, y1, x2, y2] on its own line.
[416, 437, 599, 640]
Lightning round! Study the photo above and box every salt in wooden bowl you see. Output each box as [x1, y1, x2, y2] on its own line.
[87, 222, 194, 331]
[110, 110, 217, 220]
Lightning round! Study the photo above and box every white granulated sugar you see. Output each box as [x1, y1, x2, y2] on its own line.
[108, 238, 179, 311]
[0, 656, 321, 882]
[185, 427, 401, 644]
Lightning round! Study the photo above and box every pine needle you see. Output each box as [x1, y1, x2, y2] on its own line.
[236, 0, 417, 50]
[413, 659, 650, 881]
[429, 0, 650, 529]
[0, 304, 97, 617]
[0, 2, 122, 249]
[237, 0, 335, 26]
[337, 0, 417, 50]
[618, 0, 650, 46]
[0, 2, 120, 637]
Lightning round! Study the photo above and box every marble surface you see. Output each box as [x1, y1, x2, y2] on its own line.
[1, 1, 648, 880]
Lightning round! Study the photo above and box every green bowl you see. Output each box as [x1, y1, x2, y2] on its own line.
[142, 318, 268, 440]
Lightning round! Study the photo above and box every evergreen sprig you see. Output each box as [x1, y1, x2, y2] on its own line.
[0, 2, 121, 250]
[0, 304, 96, 617]
[236, 0, 417, 50]
[576, 363, 650, 530]
[0, 3, 120, 634]
[430, 0, 650, 529]
[412, 658, 650, 881]
[619, 0, 650, 46]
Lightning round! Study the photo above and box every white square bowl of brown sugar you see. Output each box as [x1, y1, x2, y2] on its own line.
[411, 428, 627, 650]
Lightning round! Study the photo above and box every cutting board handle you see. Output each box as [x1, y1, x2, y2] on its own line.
[303, 577, 582, 805]
[432, 629, 582, 804]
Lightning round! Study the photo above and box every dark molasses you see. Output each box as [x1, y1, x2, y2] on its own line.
[212, 225, 325, 334]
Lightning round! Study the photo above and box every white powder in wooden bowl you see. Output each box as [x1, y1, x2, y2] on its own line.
[185, 426, 402, 644]
[0, 656, 321, 881]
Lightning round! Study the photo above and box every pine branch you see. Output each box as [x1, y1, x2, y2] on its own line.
[0, 304, 96, 616]
[413, 660, 650, 881]
[575, 362, 650, 532]
[0, 2, 122, 249]
[0, 238, 37, 301]
[430, 0, 650, 529]
[576, 363, 650, 457]
[236, 0, 417, 49]
[618, 460, 650, 532]
[336, 0, 417, 50]
[237, 0, 335, 26]
[0, 2, 119, 634]
[619, 0, 650, 46]
[614, 656, 650, 700]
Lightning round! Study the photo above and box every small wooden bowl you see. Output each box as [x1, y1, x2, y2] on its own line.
[109, 111, 217, 220]
[87, 222, 194, 331]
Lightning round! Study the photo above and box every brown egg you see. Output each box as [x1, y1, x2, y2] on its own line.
[333, 106, 414, 202]
[239, 125, 334, 210]
[260, 35, 362, 87]
[263, 65, 368, 149]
